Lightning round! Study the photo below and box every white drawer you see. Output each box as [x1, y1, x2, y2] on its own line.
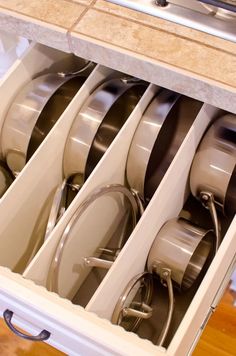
[0, 42, 235, 356]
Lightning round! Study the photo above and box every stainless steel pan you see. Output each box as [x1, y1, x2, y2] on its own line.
[190, 114, 236, 251]
[1, 61, 92, 176]
[63, 77, 147, 186]
[126, 91, 203, 203]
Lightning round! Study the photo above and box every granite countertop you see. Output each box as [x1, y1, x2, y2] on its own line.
[0, 0, 235, 112]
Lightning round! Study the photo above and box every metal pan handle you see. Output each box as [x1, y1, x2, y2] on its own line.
[155, 268, 174, 346]
[48, 184, 139, 292]
[112, 272, 153, 330]
[3, 310, 50, 341]
[84, 189, 145, 271]
[112, 268, 174, 346]
[200, 191, 221, 254]
[44, 178, 80, 241]
[58, 60, 94, 78]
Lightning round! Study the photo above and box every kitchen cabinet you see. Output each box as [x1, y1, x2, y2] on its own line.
[0, 1, 235, 355]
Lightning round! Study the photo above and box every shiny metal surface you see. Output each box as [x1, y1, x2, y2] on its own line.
[63, 78, 146, 185]
[47, 184, 139, 293]
[190, 114, 236, 216]
[126, 89, 180, 198]
[112, 268, 173, 346]
[147, 218, 213, 290]
[1, 61, 92, 176]
[127, 92, 202, 202]
[107, 0, 236, 43]
[44, 179, 67, 242]
[85, 84, 146, 179]
[112, 272, 153, 331]
[83, 257, 113, 269]
[200, 191, 221, 254]
[26, 76, 87, 162]
[1, 74, 70, 175]
[156, 268, 174, 346]
[44, 78, 145, 242]
[145, 96, 202, 201]
[44, 178, 80, 242]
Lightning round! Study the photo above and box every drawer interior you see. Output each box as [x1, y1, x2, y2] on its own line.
[23, 84, 156, 298]
[0, 41, 234, 356]
[0, 44, 102, 271]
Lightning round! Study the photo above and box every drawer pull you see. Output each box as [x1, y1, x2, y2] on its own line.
[3, 309, 50, 341]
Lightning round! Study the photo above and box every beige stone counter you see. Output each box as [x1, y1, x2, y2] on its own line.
[0, 0, 235, 112]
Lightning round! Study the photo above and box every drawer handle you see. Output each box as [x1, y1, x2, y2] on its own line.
[3, 309, 50, 341]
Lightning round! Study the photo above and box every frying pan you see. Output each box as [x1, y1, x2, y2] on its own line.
[190, 113, 236, 252]
[63, 77, 147, 186]
[1, 61, 93, 176]
[44, 77, 147, 241]
[126, 91, 203, 204]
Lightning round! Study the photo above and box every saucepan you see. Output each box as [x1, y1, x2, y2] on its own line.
[112, 217, 214, 345]
[1, 60, 94, 176]
[84, 92, 203, 269]
[190, 114, 236, 253]
[44, 77, 147, 240]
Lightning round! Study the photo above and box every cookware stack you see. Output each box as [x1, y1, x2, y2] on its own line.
[0, 57, 93, 190]
[111, 114, 236, 345]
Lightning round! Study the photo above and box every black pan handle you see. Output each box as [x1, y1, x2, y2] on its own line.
[3, 309, 50, 341]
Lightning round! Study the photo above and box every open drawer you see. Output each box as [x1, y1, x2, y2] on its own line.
[0, 41, 235, 356]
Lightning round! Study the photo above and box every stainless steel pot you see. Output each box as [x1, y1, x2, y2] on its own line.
[112, 217, 213, 346]
[1, 61, 92, 176]
[147, 218, 213, 290]
[190, 114, 236, 251]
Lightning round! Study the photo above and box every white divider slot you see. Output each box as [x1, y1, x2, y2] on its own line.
[23, 84, 157, 300]
[0, 42, 88, 156]
[86, 104, 221, 319]
[0, 64, 116, 273]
